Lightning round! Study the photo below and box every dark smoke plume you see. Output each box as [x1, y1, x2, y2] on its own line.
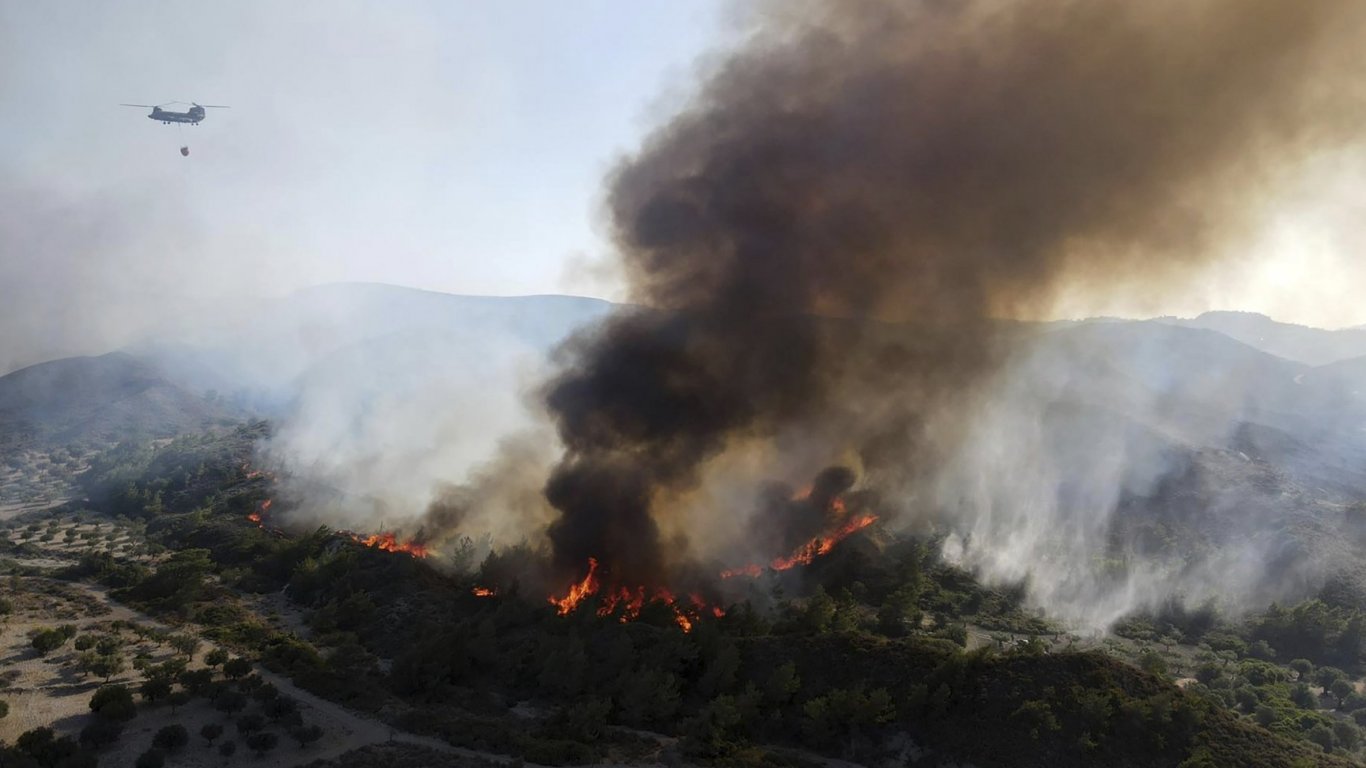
[542, 0, 1366, 585]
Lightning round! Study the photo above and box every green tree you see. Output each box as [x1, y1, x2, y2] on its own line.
[79, 718, 124, 749]
[168, 634, 200, 660]
[16, 727, 84, 767]
[264, 696, 299, 721]
[537, 635, 587, 698]
[1333, 719, 1361, 751]
[200, 722, 223, 745]
[235, 713, 266, 735]
[223, 657, 251, 680]
[619, 667, 682, 726]
[1009, 699, 1061, 741]
[251, 681, 280, 703]
[1291, 683, 1319, 710]
[152, 724, 188, 751]
[1315, 666, 1348, 691]
[178, 668, 214, 695]
[1138, 650, 1169, 676]
[1330, 678, 1354, 708]
[246, 732, 279, 757]
[139, 676, 172, 703]
[205, 648, 229, 667]
[214, 689, 248, 717]
[135, 747, 166, 768]
[90, 684, 137, 722]
[31, 628, 67, 656]
[88, 653, 125, 683]
[802, 687, 894, 753]
[167, 691, 190, 714]
[1307, 723, 1336, 752]
[764, 662, 801, 707]
[803, 587, 837, 634]
[288, 724, 324, 748]
[219, 740, 237, 758]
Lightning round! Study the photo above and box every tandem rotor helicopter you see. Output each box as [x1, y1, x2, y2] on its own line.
[120, 101, 229, 156]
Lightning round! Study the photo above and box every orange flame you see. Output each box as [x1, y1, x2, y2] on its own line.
[247, 499, 271, 527]
[349, 531, 430, 558]
[770, 513, 877, 570]
[241, 462, 276, 481]
[547, 558, 719, 632]
[472, 586, 496, 597]
[722, 497, 877, 578]
[550, 557, 600, 615]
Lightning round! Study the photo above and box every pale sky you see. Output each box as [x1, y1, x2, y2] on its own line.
[0, 1, 728, 369]
[1, 1, 1364, 373]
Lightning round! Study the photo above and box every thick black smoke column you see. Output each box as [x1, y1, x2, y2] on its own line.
[542, 0, 1366, 584]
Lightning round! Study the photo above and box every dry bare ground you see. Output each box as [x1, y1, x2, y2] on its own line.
[0, 572, 521, 768]
[0, 510, 548, 768]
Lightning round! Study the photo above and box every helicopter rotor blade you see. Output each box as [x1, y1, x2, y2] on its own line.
[197, 104, 230, 109]
[119, 103, 157, 108]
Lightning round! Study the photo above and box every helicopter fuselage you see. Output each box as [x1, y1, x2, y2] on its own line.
[147, 106, 205, 124]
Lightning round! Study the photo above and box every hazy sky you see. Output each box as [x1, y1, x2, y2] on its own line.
[0, 1, 727, 369]
[1, 1, 1364, 372]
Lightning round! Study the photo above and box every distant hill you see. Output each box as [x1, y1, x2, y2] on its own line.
[11, 286, 1366, 620]
[1158, 310, 1366, 366]
[127, 282, 618, 408]
[0, 352, 243, 452]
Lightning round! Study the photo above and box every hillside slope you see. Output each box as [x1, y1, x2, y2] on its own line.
[0, 352, 241, 451]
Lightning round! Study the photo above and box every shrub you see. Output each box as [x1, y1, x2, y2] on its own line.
[135, 748, 166, 768]
[214, 689, 248, 716]
[139, 676, 172, 703]
[153, 724, 188, 751]
[235, 713, 266, 735]
[89, 684, 137, 722]
[289, 724, 324, 748]
[265, 696, 298, 720]
[246, 732, 279, 756]
[79, 718, 124, 749]
[223, 657, 252, 680]
[31, 628, 67, 656]
[200, 722, 223, 745]
[178, 668, 214, 695]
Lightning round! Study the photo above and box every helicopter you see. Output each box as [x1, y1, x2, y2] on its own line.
[120, 101, 229, 125]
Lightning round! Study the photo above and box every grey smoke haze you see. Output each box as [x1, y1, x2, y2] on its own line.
[0, 1, 724, 374]
[7, 1, 1366, 632]
[521, 0, 1366, 616]
[4, 2, 1366, 378]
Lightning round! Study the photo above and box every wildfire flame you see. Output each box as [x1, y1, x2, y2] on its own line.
[547, 558, 722, 632]
[247, 498, 271, 527]
[721, 496, 877, 578]
[770, 512, 877, 570]
[550, 557, 600, 615]
[472, 586, 497, 597]
[241, 462, 276, 481]
[349, 531, 430, 558]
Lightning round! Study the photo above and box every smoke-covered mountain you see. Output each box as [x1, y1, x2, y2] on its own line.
[1159, 310, 1366, 366]
[126, 282, 616, 409]
[12, 286, 1366, 623]
[0, 352, 242, 452]
[938, 318, 1366, 625]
